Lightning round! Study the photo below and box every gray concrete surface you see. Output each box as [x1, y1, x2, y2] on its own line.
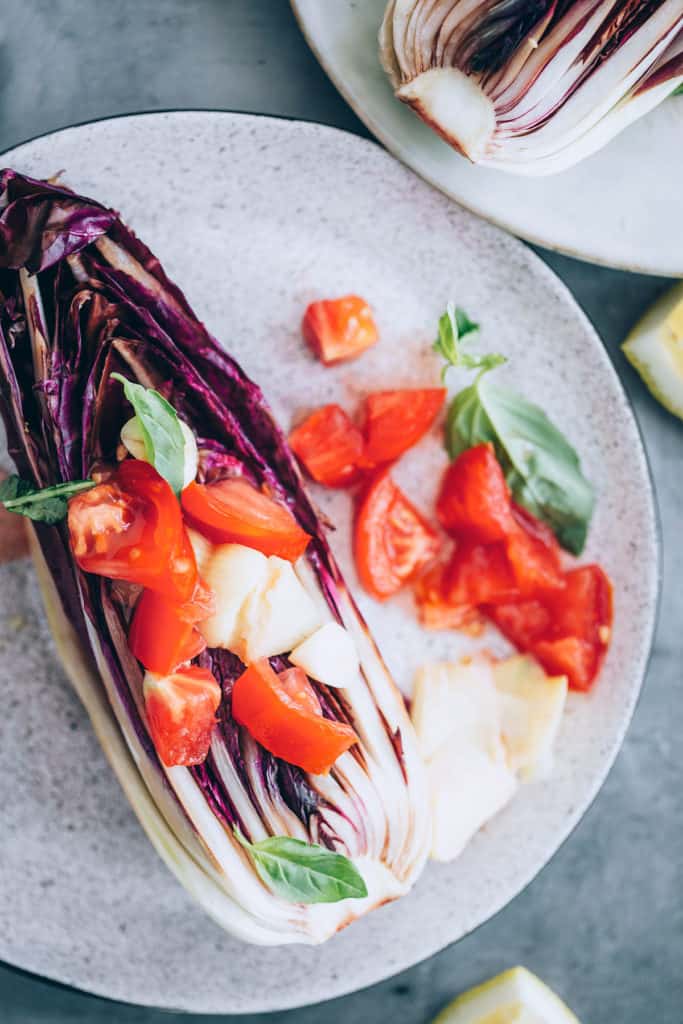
[0, 2, 680, 1021]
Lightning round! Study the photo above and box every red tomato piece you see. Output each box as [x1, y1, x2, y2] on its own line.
[302, 295, 378, 365]
[360, 388, 446, 468]
[164, 523, 201, 604]
[436, 443, 515, 543]
[289, 404, 363, 487]
[489, 564, 612, 691]
[444, 540, 520, 606]
[531, 565, 612, 691]
[487, 598, 553, 649]
[532, 637, 597, 692]
[143, 666, 221, 767]
[355, 472, 440, 600]
[69, 460, 196, 598]
[181, 478, 310, 561]
[506, 502, 565, 595]
[178, 577, 217, 623]
[129, 589, 207, 676]
[545, 565, 613, 644]
[414, 563, 485, 634]
[232, 660, 357, 775]
[277, 666, 322, 715]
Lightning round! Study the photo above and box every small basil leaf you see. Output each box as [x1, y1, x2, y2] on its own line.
[454, 306, 480, 339]
[433, 303, 505, 381]
[0, 476, 34, 503]
[111, 373, 185, 496]
[0, 476, 96, 525]
[446, 380, 497, 459]
[235, 831, 368, 904]
[673, 84, 683, 96]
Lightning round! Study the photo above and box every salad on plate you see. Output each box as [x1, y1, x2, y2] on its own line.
[0, 169, 612, 944]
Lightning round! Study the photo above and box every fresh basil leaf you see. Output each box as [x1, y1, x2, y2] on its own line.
[111, 373, 185, 496]
[0, 475, 96, 525]
[0, 476, 35, 503]
[454, 306, 479, 339]
[445, 375, 594, 555]
[433, 303, 505, 381]
[673, 84, 683, 96]
[235, 831, 368, 904]
[446, 380, 497, 459]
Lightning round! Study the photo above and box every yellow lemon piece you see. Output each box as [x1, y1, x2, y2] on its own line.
[622, 281, 683, 420]
[431, 967, 580, 1024]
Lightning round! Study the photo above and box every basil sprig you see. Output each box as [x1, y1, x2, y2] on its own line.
[235, 830, 368, 904]
[0, 475, 96, 525]
[433, 302, 506, 380]
[112, 373, 185, 496]
[438, 304, 594, 555]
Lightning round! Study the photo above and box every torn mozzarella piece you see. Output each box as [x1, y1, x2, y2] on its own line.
[493, 655, 568, 782]
[188, 531, 269, 652]
[240, 557, 322, 663]
[411, 658, 502, 762]
[428, 740, 518, 863]
[412, 658, 518, 862]
[289, 621, 360, 690]
[188, 532, 322, 663]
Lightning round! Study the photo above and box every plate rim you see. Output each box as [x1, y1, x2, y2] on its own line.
[0, 108, 663, 1012]
[290, 0, 683, 279]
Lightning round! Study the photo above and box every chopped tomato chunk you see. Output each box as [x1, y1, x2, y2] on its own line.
[302, 295, 378, 365]
[545, 565, 613, 644]
[533, 637, 597, 692]
[232, 660, 357, 774]
[488, 564, 612, 690]
[487, 598, 553, 650]
[178, 577, 216, 623]
[360, 388, 446, 468]
[164, 523, 201, 604]
[144, 666, 221, 767]
[181, 478, 310, 561]
[129, 589, 207, 675]
[414, 563, 485, 634]
[355, 472, 439, 600]
[506, 502, 565, 595]
[436, 443, 515, 543]
[530, 565, 612, 690]
[444, 540, 519, 606]
[277, 666, 322, 715]
[289, 404, 363, 487]
[68, 460, 196, 600]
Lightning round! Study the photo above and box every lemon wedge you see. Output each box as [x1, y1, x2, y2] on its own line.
[431, 967, 580, 1024]
[622, 281, 683, 420]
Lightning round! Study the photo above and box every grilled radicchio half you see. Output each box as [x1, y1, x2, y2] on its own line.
[380, 0, 683, 175]
[0, 170, 430, 945]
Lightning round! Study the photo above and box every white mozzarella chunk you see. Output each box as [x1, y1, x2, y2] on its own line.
[187, 530, 269, 653]
[240, 557, 322, 663]
[411, 658, 517, 863]
[289, 621, 360, 690]
[428, 740, 518, 863]
[411, 658, 502, 763]
[493, 655, 568, 782]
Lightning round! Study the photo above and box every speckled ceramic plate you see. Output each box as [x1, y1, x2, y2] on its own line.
[292, 0, 683, 277]
[0, 111, 659, 1013]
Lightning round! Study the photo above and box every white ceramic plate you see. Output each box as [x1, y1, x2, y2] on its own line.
[0, 112, 658, 1013]
[292, 0, 683, 277]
